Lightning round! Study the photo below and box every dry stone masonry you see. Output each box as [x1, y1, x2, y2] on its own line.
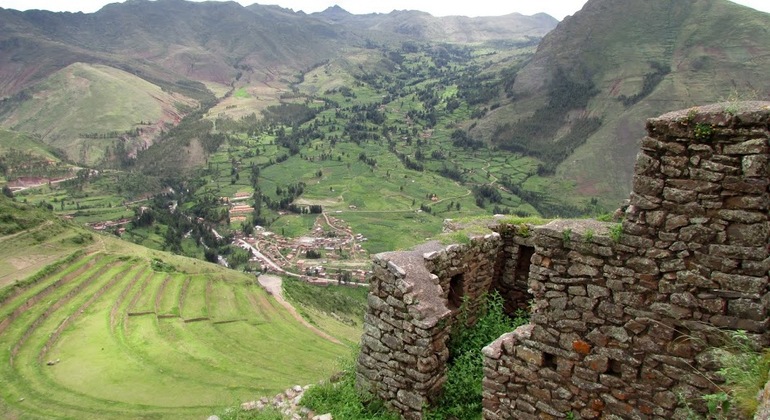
[356, 102, 770, 419]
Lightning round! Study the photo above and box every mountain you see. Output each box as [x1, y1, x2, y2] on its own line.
[0, 62, 194, 165]
[0, 0, 557, 168]
[0, 0, 355, 98]
[476, 0, 770, 203]
[0, 0, 364, 164]
[312, 6, 558, 43]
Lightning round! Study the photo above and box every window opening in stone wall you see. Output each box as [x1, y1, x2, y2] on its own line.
[608, 359, 623, 377]
[499, 244, 536, 315]
[516, 245, 535, 283]
[448, 273, 465, 310]
[543, 352, 557, 369]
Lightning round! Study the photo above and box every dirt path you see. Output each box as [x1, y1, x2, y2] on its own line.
[257, 274, 342, 345]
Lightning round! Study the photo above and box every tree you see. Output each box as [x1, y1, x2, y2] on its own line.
[2, 185, 13, 199]
[204, 248, 219, 263]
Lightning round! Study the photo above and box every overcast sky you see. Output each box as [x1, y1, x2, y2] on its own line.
[0, 0, 768, 20]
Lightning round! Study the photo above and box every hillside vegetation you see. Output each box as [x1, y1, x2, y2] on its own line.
[0, 129, 74, 184]
[1, 63, 197, 165]
[0, 197, 357, 419]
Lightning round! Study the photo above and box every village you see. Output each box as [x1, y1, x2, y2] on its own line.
[233, 211, 372, 284]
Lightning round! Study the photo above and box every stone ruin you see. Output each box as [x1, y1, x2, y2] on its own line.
[356, 102, 770, 419]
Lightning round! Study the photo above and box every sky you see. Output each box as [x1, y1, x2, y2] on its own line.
[0, 0, 768, 20]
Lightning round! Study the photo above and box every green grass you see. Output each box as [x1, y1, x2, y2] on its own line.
[708, 331, 770, 418]
[282, 277, 368, 339]
[300, 349, 400, 420]
[425, 293, 528, 420]
[0, 227, 357, 419]
[233, 88, 251, 99]
[5, 63, 191, 165]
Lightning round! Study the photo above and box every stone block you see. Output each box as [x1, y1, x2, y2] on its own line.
[723, 138, 769, 155]
[701, 158, 741, 174]
[634, 152, 661, 175]
[727, 298, 766, 321]
[716, 209, 766, 224]
[667, 179, 721, 193]
[585, 354, 609, 373]
[634, 175, 665, 196]
[629, 192, 661, 210]
[678, 224, 715, 243]
[689, 166, 725, 182]
[663, 187, 698, 204]
[726, 222, 769, 246]
[709, 244, 767, 260]
[650, 302, 692, 320]
[626, 257, 659, 275]
[516, 346, 544, 366]
[712, 272, 766, 294]
[587, 284, 610, 298]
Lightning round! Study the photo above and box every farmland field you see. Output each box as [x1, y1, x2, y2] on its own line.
[0, 232, 355, 419]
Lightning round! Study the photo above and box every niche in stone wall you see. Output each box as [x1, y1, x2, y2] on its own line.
[448, 273, 465, 310]
[516, 245, 535, 284]
[498, 244, 535, 315]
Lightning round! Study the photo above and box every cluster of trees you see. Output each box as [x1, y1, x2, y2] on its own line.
[451, 129, 484, 150]
[261, 103, 319, 126]
[0, 150, 72, 181]
[473, 184, 502, 208]
[263, 182, 306, 212]
[438, 165, 464, 182]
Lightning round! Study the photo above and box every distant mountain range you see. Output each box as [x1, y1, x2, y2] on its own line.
[310, 5, 557, 43]
[1, 0, 769, 203]
[0, 0, 555, 165]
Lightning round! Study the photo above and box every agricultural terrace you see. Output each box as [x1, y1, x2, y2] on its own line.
[0, 233, 357, 419]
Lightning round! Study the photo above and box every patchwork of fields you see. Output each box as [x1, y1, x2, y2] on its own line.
[0, 246, 353, 419]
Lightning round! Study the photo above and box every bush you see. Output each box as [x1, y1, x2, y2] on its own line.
[712, 331, 770, 418]
[426, 292, 528, 420]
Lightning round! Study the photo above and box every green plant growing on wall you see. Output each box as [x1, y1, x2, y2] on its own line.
[584, 229, 594, 242]
[712, 331, 770, 417]
[686, 107, 698, 122]
[562, 228, 572, 245]
[693, 123, 713, 140]
[301, 348, 400, 420]
[425, 292, 528, 420]
[609, 224, 622, 242]
[680, 330, 770, 420]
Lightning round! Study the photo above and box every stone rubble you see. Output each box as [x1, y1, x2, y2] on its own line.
[212, 384, 332, 420]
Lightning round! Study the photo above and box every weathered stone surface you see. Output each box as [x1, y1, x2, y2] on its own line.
[723, 138, 769, 155]
[634, 175, 664, 196]
[742, 154, 769, 177]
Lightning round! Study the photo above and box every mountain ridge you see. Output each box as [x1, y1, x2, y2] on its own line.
[476, 0, 770, 203]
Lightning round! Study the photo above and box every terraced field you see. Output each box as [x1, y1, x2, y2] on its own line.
[0, 248, 352, 419]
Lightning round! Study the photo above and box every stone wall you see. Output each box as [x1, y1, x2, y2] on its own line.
[357, 102, 770, 419]
[356, 232, 536, 419]
[483, 102, 770, 419]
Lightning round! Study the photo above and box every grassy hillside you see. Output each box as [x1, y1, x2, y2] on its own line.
[1, 63, 197, 166]
[0, 197, 357, 419]
[0, 129, 75, 184]
[481, 0, 770, 204]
